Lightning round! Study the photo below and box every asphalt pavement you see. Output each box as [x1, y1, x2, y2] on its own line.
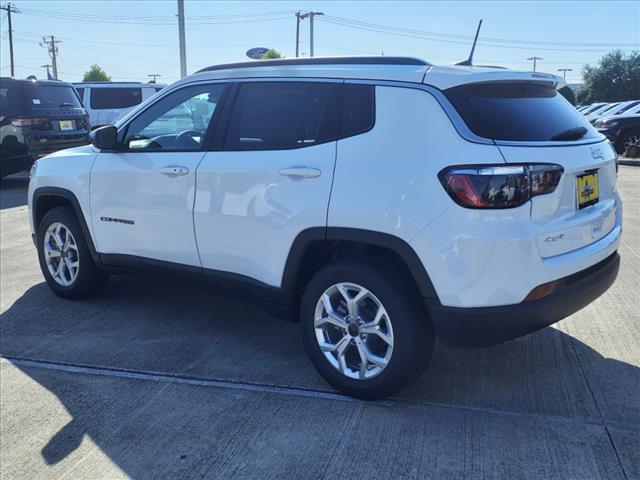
[0, 168, 638, 480]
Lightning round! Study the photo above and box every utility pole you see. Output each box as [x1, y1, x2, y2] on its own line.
[526, 56, 543, 72]
[308, 11, 323, 57]
[1, 3, 20, 77]
[148, 73, 161, 83]
[40, 35, 61, 79]
[295, 11, 304, 58]
[177, 0, 187, 78]
[557, 68, 572, 80]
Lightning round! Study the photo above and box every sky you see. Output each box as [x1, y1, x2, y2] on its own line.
[1, 0, 638, 85]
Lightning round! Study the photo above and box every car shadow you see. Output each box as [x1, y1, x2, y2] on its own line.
[1, 275, 639, 478]
[0, 173, 29, 210]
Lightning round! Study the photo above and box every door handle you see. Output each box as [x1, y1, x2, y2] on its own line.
[160, 166, 189, 177]
[279, 167, 321, 179]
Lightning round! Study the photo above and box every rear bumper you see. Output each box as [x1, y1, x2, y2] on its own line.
[427, 252, 620, 348]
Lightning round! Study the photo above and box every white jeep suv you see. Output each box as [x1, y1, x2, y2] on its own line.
[28, 57, 622, 399]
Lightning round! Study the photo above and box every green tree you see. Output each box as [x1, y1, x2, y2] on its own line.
[260, 49, 283, 60]
[82, 64, 111, 82]
[577, 50, 640, 104]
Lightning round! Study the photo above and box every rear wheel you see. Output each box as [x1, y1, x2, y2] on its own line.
[37, 206, 107, 298]
[301, 259, 434, 399]
[615, 129, 640, 156]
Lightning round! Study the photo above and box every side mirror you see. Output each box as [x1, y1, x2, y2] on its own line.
[91, 125, 118, 150]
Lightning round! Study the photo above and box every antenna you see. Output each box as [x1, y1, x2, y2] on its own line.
[454, 19, 482, 66]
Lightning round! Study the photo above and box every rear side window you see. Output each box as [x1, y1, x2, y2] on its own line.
[341, 84, 375, 138]
[224, 82, 340, 150]
[90, 88, 142, 110]
[445, 83, 599, 142]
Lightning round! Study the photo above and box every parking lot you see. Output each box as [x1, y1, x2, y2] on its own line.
[0, 167, 638, 479]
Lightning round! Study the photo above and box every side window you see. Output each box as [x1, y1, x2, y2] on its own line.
[340, 84, 375, 138]
[224, 82, 340, 151]
[124, 83, 226, 151]
[75, 87, 85, 104]
[91, 88, 142, 110]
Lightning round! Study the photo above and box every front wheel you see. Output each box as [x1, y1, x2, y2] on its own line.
[36, 206, 107, 298]
[301, 259, 434, 400]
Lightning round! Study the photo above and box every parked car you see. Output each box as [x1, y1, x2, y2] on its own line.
[585, 102, 620, 121]
[594, 113, 640, 155]
[29, 57, 621, 399]
[73, 82, 166, 129]
[1, 77, 90, 177]
[589, 100, 640, 124]
[581, 102, 607, 116]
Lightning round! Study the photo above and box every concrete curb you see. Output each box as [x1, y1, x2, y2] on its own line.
[618, 159, 640, 166]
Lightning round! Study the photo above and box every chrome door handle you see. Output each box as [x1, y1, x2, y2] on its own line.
[279, 167, 321, 179]
[160, 166, 189, 177]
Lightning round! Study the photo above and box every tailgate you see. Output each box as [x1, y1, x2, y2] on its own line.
[497, 140, 618, 258]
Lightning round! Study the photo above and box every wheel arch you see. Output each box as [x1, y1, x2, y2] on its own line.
[32, 187, 100, 264]
[282, 227, 439, 313]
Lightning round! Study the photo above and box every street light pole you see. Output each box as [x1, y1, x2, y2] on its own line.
[557, 68, 573, 80]
[295, 11, 303, 58]
[526, 56, 543, 72]
[308, 12, 323, 57]
[177, 0, 187, 78]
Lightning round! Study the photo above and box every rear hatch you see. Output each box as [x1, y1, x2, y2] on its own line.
[444, 81, 618, 259]
[21, 82, 90, 155]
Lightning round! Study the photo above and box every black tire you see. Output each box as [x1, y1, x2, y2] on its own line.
[36, 206, 107, 299]
[301, 258, 434, 400]
[615, 128, 640, 155]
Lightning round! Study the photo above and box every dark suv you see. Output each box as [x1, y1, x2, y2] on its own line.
[594, 114, 640, 156]
[1, 78, 90, 177]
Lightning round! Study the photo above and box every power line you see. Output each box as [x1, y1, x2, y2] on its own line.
[318, 16, 637, 53]
[322, 15, 639, 48]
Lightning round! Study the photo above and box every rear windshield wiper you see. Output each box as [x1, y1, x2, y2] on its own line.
[550, 126, 587, 141]
[59, 102, 74, 107]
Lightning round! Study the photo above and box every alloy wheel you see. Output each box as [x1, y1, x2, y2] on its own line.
[314, 282, 394, 380]
[44, 222, 80, 287]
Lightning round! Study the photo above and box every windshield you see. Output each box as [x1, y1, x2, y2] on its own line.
[28, 84, 82, 110]
[444, 82, 600, 142]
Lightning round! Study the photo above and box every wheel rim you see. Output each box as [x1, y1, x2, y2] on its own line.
[44, 222, 79, 287]
[624, 135, 640, 151]
[314, 282, 394, 380]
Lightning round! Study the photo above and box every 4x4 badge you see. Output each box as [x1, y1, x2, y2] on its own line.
[590, 147, 604, 160]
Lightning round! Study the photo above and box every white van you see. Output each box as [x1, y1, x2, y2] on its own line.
[73, 82, 166, 129]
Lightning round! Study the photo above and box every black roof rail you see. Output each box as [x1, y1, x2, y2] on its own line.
[196, 56, 430, 74]
[72, 81, 146, 85]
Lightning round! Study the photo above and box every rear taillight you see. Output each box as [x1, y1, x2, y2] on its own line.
[439, 164, 564, 209]
[10, 118, 49, 127]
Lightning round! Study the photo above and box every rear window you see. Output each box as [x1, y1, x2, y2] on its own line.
[90, 87, 142, 110]
[445, 83, 599, 142]
[29, 85, 82, 110]
[0, 83, 18, 115]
